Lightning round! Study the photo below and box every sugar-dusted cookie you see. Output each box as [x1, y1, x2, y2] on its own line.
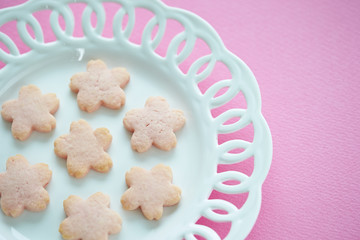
[0, 154, 52, 217]
[1, 85, 59, 141]
[70, 59, 130, 113]
[54, 119, 113, 178]
[123, 96, 185, 152]
[121, 164, 181, 220]
[59, 192, 122, 240]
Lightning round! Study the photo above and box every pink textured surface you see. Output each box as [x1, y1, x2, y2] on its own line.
[1, 0, 360, 239]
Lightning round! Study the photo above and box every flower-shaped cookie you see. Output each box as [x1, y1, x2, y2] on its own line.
[54, 119, 113, 178]
[121, 164, 181, 220]
[70, 59, 130, 113]
[0, 155, 52, 217]
[1, 85, 59, 141]
[59, 192, 122, 240]
[123, 96, 186, 152]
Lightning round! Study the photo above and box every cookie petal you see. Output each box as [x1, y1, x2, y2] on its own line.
[150, 164, 173, 182]
[88, 192, 110, 207]
[101, 87, 125, 109]
[18, 85, 41, 100]
[63, 195, 83, 216]
[42, 93, 60, 114]
[152, 130, 177, 151]
[54, 135, 70, 158]
[1, 100, 17, 121]
[125, 167, 147, 186]
[121, 188, 140, 210]
[92, 153, 112, 173]
[131, 131, 153, 153]
[145, 96, 169, 109]
[87, 59, 107, 72]
[111, 67, 130, 88]
[6, 154, 29, 170]
[59, 217, 82, 240]
[31, 163, 52, 187]
[171, 109, 186, 131]
[0, 173, 4, 193]
[32, 114, 56, 132]
[107, 211, 123, 234]
[67, 157, 90, 178]
[164, 185, 182, 206]
[11, 119, 32, 141]
[123, 109, 142, 131]
[77, 89, 102, 113]
[141, 203, 164, 220]
[1, 196, 23, 217]
[70, 72, 88, 93]
[25, 187, 49, 212]
[94, 128, 112, 150]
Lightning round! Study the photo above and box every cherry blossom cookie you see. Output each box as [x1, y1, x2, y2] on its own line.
[54, 119, 113, 178]
[0, 155, 52, 217]
[1, 85, 59, 141]
[59, 192, 122, 240]
[70, 59, 130, 113]
[123, 96, 186, 152]
[121, 164, 181, 220]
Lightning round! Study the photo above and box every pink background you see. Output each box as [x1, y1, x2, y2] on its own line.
[1, 0, 360, 239]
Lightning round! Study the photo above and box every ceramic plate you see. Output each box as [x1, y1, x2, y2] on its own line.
[0, 0, 272, 239]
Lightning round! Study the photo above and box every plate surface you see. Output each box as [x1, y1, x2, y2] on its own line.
[0, 0, 272, 239]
